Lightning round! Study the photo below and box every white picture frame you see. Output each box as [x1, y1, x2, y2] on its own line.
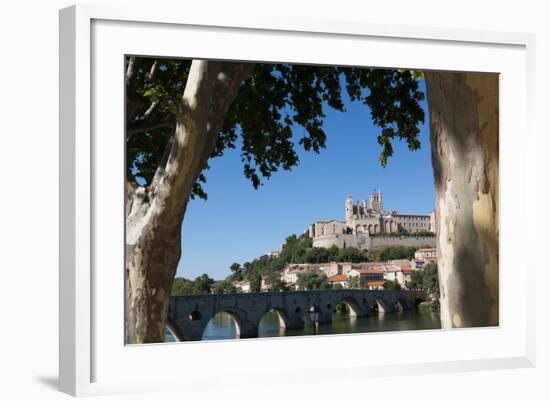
[59, 3, 536, 397]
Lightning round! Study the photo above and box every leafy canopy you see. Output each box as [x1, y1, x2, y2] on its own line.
[126, 58, 425, 199]
[296, 270, 331, 291]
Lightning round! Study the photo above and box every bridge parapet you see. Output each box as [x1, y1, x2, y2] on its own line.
[168, 289, 426, 341]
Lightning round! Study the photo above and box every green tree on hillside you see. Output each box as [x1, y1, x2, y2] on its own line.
[383, 280, 402, 290]
[407, 263, 440, 312]
[296, 271, 331, 290]
[213, 280, 237, 294]
[348, 276, 360, 289]
[171, 274, 216, 295]
[304, 247, 330, 264]
[228, 262, 243, 281]
[248, 271, 262, 293]
[264, 271, 289, 292]
[369, 246, 417, 262]
[336, 247, 367, 262]
[171, 277, 194, 295]
[192, 274, 215, 294]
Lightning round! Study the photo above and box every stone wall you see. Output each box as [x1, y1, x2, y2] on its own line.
[371, 236, 436, 249]
[312, 233, 370, 249]
[312, 233, 436, 250]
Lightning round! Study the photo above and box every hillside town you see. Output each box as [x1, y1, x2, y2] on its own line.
[231, 247, 436, 293]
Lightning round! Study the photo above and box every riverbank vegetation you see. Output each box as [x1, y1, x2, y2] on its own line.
[406, 262, 440, 312]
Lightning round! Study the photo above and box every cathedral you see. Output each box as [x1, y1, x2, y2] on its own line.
[307, 191, 436, 250]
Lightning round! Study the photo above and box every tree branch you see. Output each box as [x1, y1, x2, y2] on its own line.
[126, 57, 136, 86]
[142, 100, 159, 120]
[196, 62, 255, 177]
[126, 116, 172, 138]
[146, 60, 159, 83]
[126, 57, 146, 122]
[147, 60, 222, 219]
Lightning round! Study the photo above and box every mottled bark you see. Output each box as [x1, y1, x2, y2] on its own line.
[125, 61, 254, 344]
[425, 71, 499, 328]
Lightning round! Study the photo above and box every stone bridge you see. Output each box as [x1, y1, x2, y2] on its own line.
[167, 289, 426, 341]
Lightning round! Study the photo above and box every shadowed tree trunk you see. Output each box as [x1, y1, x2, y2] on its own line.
[125, 60, 254, 344]
[424, 71, 499, 328]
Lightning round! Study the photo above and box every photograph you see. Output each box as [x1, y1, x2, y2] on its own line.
[2, 0, 545, 399]
[124, 57, 499, 344]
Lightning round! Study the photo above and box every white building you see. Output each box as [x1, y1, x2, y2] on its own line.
[233, 280, 251, 293]
[414, 247, 437, 267]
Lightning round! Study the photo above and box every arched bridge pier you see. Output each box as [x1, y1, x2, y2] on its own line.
[168, 289, 426, 341]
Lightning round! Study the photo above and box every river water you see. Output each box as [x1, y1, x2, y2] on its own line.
[166, 309, 441, 342]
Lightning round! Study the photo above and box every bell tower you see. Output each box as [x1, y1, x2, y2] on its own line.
[345, 195, 353, 223]
[369, 190, 384, 213]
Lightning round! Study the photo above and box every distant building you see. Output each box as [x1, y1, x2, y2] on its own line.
[260, 273, 284, 292]
[348, 268, 385, 289]
[366, 281, 385, 290]
[267, 250, 281, 258]
[328, 274, 350, 288]
[281, 259, 415, 290]
[281, 264, 321, 285]
[233, 280, 251, 293]
[414, 247, 437, 267]
[307, 191, 436, 250]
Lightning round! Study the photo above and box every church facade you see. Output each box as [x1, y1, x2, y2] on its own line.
[308, 191, 436, 250]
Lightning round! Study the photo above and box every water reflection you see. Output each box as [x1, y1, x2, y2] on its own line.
[202, 312, 240, 340]
[172, 309, 441, 342]
[258, 310, 286, 338]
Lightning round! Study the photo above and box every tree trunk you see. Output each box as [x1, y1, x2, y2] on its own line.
[125, 61, 254, 344]
[126, 194, 184, 344]
[424, 71, 499, 328]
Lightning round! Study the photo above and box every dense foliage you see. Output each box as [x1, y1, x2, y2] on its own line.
[171, 274, 215, 296]
[295, 271, 331, 290]
[212, 280, 238, 294]
[348, 276, 361, 289]
[368, 245, 418, 262]
[407, 262, 440, 312]
[383, 279, 402, 290]
[126, 58, 425, 199]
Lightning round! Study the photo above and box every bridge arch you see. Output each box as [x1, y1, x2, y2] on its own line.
[259, 308, 288, 329]
[257, 308, 289, 337]
[374, 296, 387, 313]
[202, 310, 243, 341]
[395, 297, 409, 312]
[334, 297, 361, 318]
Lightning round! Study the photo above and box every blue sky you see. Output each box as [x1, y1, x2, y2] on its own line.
[176, 79, 434, 280]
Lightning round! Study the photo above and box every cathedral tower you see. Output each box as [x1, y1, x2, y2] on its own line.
[369, 190, 383, 213]
[345, 195, 353, 223]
